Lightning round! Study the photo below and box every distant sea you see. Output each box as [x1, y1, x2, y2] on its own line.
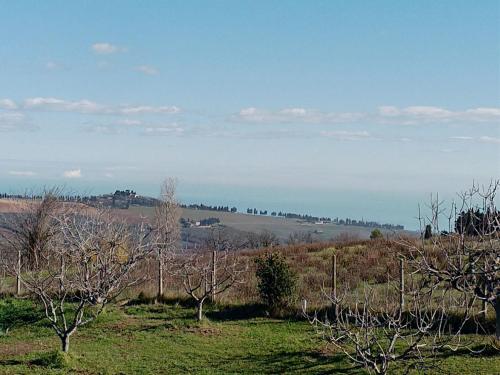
[1, 178, 460, 231]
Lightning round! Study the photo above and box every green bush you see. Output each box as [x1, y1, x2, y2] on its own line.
[370, 228, 383, 240]
[254, 252, 297, 315]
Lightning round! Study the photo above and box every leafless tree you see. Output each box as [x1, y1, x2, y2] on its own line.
[173, 230, 247, 320]
[0, 189, 61, 296]
[3, 196, 154, 352]
[153, 178, 181, 299]
[304, 277, 468, 375]
[203, 227, 247, 302]
[286, 231, 313, 245]
[404, 181, 500, 340]
[247, 230, 279, 249]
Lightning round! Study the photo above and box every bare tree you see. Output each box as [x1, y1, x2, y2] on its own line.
[153, 178, 181, 299]
[405, 181, 500, 340]
[286, 231, 313, 245]
[173, 242, 247, 321]
[305, 278, 467, 375]
[203, 227, 246, 302]
[4, 198, 154, 352]
[0, 190, 61, 296]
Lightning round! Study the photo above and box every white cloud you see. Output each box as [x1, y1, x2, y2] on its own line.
[116, 119, 143, 126]
[136, 65, 159, 75]
[142, 124, 184, 136]
[91, 42, 125, 55]
[450, 135, 500, 144]
[234, 107, 363, 124]
[234, 105, 500, 125]
[378, 105, 500, 124]
[8, 170, 36, 176]
[320, 130, 371, 141]
[119, 105, 180, 115]
[23, 97, 180, 115]
[0, 98, 17, 110]
[63, 169, 82, 178]
[479, 136, 500, 144]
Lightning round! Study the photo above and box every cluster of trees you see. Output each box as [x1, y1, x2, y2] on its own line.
[455, 208, 500, 236]
[182, 203, 237, 213]
[243, 206, 405, 230]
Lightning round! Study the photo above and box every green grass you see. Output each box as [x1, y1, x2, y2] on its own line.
[0, 300, 498, 374]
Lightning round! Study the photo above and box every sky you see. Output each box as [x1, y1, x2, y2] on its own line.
[0, 1, 499, 229]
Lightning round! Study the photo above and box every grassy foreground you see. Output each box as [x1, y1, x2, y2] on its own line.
[0, 300, 498, 374]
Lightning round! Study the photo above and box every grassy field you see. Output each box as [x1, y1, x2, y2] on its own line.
[0, 300, 498, 375]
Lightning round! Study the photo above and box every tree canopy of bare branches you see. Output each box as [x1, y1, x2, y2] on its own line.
[405, 181, 500, 340]
[173, 227, 247, 320]
[153, 178, 181, 298]
[1, 192, 155, 352]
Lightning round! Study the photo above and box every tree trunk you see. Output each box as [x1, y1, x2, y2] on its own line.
[495, 297, 500, 341]
[399, 258, 405, 315]
[61, 335, 70, 353]
[197, 301, 204, 321]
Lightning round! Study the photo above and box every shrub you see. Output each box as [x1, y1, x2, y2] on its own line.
[370, 228, 383, 240]
[254, 252, 297, 315]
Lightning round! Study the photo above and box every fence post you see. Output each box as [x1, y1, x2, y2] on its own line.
[332, 252, 338, 321]
[399, 257, 405, 315]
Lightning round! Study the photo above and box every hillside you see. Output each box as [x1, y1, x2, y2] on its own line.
[125, 205, 412, 242]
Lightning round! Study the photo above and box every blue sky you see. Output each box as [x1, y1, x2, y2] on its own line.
[0, 1, 499, 227]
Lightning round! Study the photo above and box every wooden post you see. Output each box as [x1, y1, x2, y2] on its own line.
[399, 258, 405, 314]
[16, 248, 21, 296]
[482, 283, 488, 320]
[157, 248, 163, 300]
[331, 253, 337, 300]
[332, 253, 338, 321]
[210, 249, 217, 303]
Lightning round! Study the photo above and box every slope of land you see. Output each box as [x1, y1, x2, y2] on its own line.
[126, 205, 412, 242]
[0, 302, 496, 375]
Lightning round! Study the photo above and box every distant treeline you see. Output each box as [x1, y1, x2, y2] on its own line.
[244, 207, 404, 230]
[181, 203, 238, 213]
